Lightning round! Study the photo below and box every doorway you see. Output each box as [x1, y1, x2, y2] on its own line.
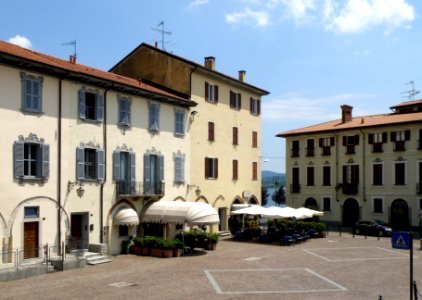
[218, 208, 227, 231]
[305, 197, 319, 210]
[391, 199, 409, 230]
[70, 213, 89, 249]
[343, 198, 360, 227]
[24, 221, 39, 259]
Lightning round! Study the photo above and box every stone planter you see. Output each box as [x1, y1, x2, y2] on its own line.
[206, 242, 217, 250]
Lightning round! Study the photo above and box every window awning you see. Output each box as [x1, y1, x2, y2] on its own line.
[142, 201, 220, 225]
[114, 208, 140, 226]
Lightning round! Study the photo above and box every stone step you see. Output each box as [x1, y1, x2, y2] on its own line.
[86, 255, 112, 266]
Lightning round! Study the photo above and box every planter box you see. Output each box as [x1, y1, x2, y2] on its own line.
[141, 247, 151, 256]
[131, 245, 142, 255]
[173, 249, 183, 257]
[162, 249, 173, 258]
[206, 243, 217, 250]
[151, 248, 163, 258]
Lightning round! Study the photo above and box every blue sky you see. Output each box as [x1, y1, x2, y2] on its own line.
[1, 0, 421, 173]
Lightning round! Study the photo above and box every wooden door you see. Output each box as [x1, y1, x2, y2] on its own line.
[71, 214, 82, 240]
[24, 222, 39, 259]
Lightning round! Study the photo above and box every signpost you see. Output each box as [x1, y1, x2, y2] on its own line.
[392, 231, 414, 300]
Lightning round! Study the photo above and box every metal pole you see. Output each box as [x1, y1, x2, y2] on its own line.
[411, 232, 414, 300]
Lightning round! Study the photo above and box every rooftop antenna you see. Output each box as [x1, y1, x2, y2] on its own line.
[401, 81, 420, 101]
[151, 21, 171, 50]
[62, 40, 77, 62]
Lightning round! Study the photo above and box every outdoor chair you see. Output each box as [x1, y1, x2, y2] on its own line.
[280, 235, 295, 246]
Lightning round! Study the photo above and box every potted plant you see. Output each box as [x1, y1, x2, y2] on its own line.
[151, 237, 164, 257]
[315, 222, 327, 238]
[206, 233, 219, 250]
[142, 236, 157, 256]
[130, 237, 143, 255]
[161, 239, 176, 258]
[173, 239, 184, 257]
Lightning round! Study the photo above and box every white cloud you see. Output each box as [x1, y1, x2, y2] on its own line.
[186, 0, 209, 10]
[280, 0, 316, 21]
[226, 7, 270, 27]
[326, 0, 415, 34]
[8, 35, 32, 49]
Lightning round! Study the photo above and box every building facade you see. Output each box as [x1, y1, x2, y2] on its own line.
[278, 103, 422, 230]
[110, 44, 269, 233]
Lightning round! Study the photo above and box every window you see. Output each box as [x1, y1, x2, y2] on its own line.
[148, 103, 160, 132]
[24, 207, 39, 218]
[323, 197, 331, 212]
[372, 163, 383, 186]
[322, 166, 331, 186]
[342, 135, 359, 154]
[174, 110, 185, 136]
[319, 137, 334, 155]
[418, 129, 422, 150]
[306, 139, 315, 157]
[14, 135, 49, 180]
[76, 146, 105, 181]
[232, 159, 238, 180]
[113, 150, 136, 194]
[230, 91, 241, 110]
[373, 198, 383, 213]
[174, 154, 185, 184]
[291, 167, 300, 193]
[306, 166, 315, 186]
[252, 131, 258, 148]
[291, 140, 300, 157]
[394, 161, 406, 185]
[419, 199, 422, 210]
[342, 165, 359, 194]
[250, 98, 260, 115]
[79, 89, 104, 122]
[144, 153, 165, 194]
[232, 127, 238, 145]
[21, 72, 43, 113]
[252, 161, 258, 180]
[118, 96, 131, 126]
[205, 157, 218, 179]
[368, 132, 387, 153]
[208, 122, 215, 141]
[119, 225, 129, 237]
[391, 130, 410, 151]
[205, 82, 219, 103]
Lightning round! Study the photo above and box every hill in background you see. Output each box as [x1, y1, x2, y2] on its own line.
[262, 170, 285, 188]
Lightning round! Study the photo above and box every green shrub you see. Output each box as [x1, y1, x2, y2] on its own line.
[315, 222, 327, 232]
[207, 232, 219, 243]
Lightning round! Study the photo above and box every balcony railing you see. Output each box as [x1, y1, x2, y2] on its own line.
[291, 149, 300, 157]
[321, 147, 331, 156]
[290, 183, 301, 193]
[116, 180, 165, 197]
[342, 183, 358, 195]
[372, 143, 383, 153]
[345, 145, 355, 154]
[306, 148, 315, 157]
[394, 141, 406, 151]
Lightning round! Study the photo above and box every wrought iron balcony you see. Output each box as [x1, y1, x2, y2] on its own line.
[306, 148, 315, 157]
[116, 181, 165, 198]
[321, 147, 331, 156]
[291, 149, 300, 157]
[290, 183, 301, 193]
[342, 183, 358, 195]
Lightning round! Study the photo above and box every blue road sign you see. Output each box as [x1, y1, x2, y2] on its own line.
[392, 231, 410, 250]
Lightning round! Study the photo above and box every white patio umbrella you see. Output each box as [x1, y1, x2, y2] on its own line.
[262, 206, 308, 219]
[296, 207, 324, 218]
[230, 205, 268, 216]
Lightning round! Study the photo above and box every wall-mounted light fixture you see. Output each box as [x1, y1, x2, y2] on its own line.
[76, 185, 85, 198]
[190, 111, 198, 123]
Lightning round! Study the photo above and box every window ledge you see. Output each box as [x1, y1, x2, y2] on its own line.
[20, 109, 44, 116]
[174, 133, 185, 138]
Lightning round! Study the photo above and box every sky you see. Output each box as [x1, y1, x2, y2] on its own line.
[1, 0, 422, 174]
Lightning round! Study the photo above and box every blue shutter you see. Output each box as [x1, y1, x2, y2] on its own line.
[41, 144, 50, 179]
[174, 156, 181, 183]
[156, 105, 160, 131]
[96, 93, 104, 122]
[180, 156, 185, 183]
[97, 149, 105, 181]
[113, 151, 121, 181]
[79, 89, 86, 119]
[127, 100, 131, 126]
[143, 154, 151, 185]
[130, 152, 136, 191]
[159, 155, 164, 182]
[148, 105, 153, 130]
[14, 141, 24, 178]
[76, 147, 85, 180]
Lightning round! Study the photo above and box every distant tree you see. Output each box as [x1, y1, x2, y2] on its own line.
[261, 187, 269, 207]
[272, 186, 286, 206]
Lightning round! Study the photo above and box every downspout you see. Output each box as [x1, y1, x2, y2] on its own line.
[334, 132, 339, 202]
[100, 88, 110, 243]
[57, 78, 62, 251]
[359, 129, 366, 203]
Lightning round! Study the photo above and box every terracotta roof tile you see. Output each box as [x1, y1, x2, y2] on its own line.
[0, 41, 194, 105]
[277, 111, 422, 137]
[390, 98, 422, 109]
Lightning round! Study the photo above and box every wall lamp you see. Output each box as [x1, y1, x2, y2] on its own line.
[76, 185, 85, 198]
[190, 111, 198, 123]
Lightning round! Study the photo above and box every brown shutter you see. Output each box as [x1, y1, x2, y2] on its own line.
[208, 122, 215, 141]
[205, 82, 209, 100]
[250, 97, 253, 113]
[205, 157, 209, 178]
[368, 133, 374, 144]
[405, 130, 411, 140]
[215, 85, 219, 103]
[233, 160, 238, 180]
[238, 93, 242, 109]
[230, 91, 234, 108]
[215, 158, 218, 179]
[330, 137, 335, 146]
[257, 99, 261, 115]
[233, 127, 238, 145]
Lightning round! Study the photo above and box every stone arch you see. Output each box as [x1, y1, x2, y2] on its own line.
[248, 196, 259, 205]
[106, 199, 138, 227]
[212, 195, 225, 207]
[194, 195, 209, 204]
[304, 197, 319, 210]
[173, 196, 186, 202]
[342, 198, 360, 227]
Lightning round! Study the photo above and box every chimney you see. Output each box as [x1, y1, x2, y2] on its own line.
[204, 56, 215, 70]
[341, 104, 353, 123]
[69, 55, 77, 64]
[238, 70, 246, 82]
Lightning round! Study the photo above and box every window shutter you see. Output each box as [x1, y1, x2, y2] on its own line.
[368, 134, 374, 144]
[144, 154, 151, 185]
[257, 100, 261, 115]
[127, 100, 131, 126]
[214, 85, 219, 103]
[205, 82, 209, 100]
[13, 141, 24, 178]
[205, 157, 209, 178]
[342, 136, 346, 146]
[76, 147, 85, 180]
[113, 151, 121, 181]
[342, 165, 347, 183]
[390, 132, 396, 142]
[405, 130, 411, 140]
[382, 132, 387, 143]
[355, 135, 360, 145]
[97, 149, 105, 181]
[175, 156, 182, 183]
[130, 152, 136, 191]
[215, 158, 218, 179]
[208, 122, 214, 141]
[180, 156, 185, 183]
[159, 155, 164, 182]
[319, 138, 323, 147]
[233, 160, 238, 180]
[230, 91, 234, 108]
[238, 93, 242, 109]
[250, 98, 253, 113]
[330, 137, 335, 146]
[79, 89, 86, 119]
[41, 144, 50, 179]
[96, 93, 104, 122]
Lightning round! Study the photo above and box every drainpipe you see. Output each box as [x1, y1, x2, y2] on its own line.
[359, 129, 366, 203]
[100, 88, 109, 243]
[57, 78, 62, 252]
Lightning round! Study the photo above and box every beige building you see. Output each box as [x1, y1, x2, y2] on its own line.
[0, 41, 195, 257]
[278, 103, 422, 230]
[110, 44, 269, 233]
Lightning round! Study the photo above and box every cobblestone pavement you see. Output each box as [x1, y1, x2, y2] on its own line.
[0, 232, 421, 300]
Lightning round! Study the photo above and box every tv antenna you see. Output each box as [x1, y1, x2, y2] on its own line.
[401, 81, 420, 101]
[151, 21, 171, 50]
[62, 40, 77, 58]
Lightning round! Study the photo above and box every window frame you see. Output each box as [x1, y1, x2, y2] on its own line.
[174, 109, 185, 137]
[322, 197, 331, 212]
[14, 134, 49, 180]
[174, 153, 185, 184]
[20, 72, 43, 114]
[394, 161, 406, 186]
[205, 157, 218, 179]
[79, 88, 104, 122]
[24, 206, 40, 219]
[250, 97, 260, 115]
[205, 82, 219, 103]
[372, 197, 384, 213]
[148, 102, 160, 133]
[252, 131, 258, 148]
[117, 96, 131, 127]
[230, 91, 241, 110]
[208, 122, 215, 141]
[322, 165, 331, 186]
[306, 166, 315, 186]
[372, 162, 383, 186]
[76, 145, 105, 182]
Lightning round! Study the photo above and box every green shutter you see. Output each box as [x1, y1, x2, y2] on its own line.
[159, 155, 164, 182]
[143, 154, 151, 185]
